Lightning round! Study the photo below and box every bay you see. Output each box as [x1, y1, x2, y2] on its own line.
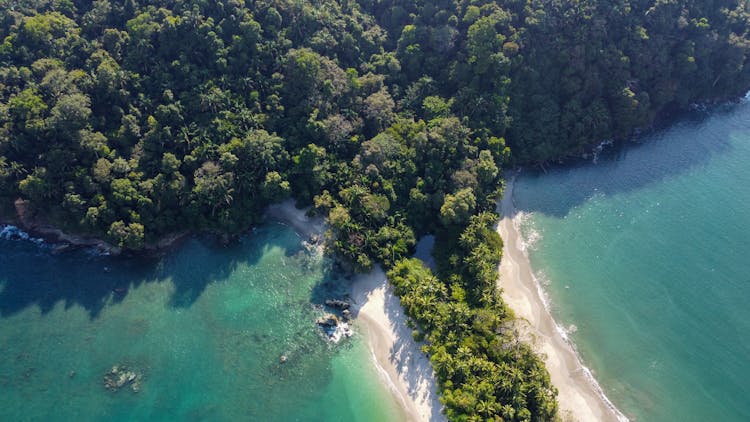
[0, 224, 404, 421]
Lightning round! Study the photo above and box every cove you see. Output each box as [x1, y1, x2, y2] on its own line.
[0, 223, 404, 421]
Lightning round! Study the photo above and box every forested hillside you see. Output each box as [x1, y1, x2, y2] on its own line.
[2, 0, 749, 247]
[1, 0, 749, 420]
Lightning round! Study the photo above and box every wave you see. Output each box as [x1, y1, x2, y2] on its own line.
[514, 210, 542, 252]
[510, 211, 630, 422]
[0, 225, 45, 246]
[0, 224, 112, 256]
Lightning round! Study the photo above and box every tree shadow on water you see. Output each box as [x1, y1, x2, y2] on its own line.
[0, 223, 300, 319]
[514, 100, 750, 218]
[344, 267, 445, 421]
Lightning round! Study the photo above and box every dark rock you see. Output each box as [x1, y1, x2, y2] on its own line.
[324, 299, 350, 310]
[219, 234, 231, 246]
[316, 314, 339, 327]
[51, 244, 71, 255]
[341, 309, 352, 321]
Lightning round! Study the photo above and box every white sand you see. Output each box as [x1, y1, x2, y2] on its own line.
[265, 200, 444, 421]
[265, 199, 326, 240]
[497, 177, 629, 422]
[267, 191, 627, 422]
[350, 269, 446, 422]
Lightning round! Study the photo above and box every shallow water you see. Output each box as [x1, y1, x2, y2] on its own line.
[0, 224, 404, 421]
[513, 96, 750, 421]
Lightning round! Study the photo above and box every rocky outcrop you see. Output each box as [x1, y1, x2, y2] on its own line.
[2, 198, 189, 255]
[316, 313, 353, 343]
[3, 199, 120, 254]
[324, 299, 350, 310]
[316, 313, 340, 327]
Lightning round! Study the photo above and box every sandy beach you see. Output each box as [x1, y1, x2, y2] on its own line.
[265, 200, 445, 422]
[265, 199, 327, 240]
[497, 178, 628, 422]
[350, 269, 445, 422]
[267, 191, 625, 422]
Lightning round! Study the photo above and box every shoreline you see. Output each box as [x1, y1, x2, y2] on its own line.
[264, 199, 327, 241]
[497, 176, 628, 422]
[0, 218, 191, 256]
[0, 199, 193, 255]
[3, 199, 443, 421]
[350, 269, 445, 422]
[0, 217, 121, 255]
[4, 191, 620, 421]
[265, 200, 444, 422]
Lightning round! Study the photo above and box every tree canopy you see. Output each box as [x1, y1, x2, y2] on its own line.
[1, 0, 749, 420]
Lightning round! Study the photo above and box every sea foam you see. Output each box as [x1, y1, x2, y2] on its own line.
[0, 225, 45, 245]
[511, 210, 630, 421]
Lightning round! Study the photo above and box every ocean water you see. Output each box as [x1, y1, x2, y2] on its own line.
[513, 96, 750, 421]
[0, 223, 404, 421]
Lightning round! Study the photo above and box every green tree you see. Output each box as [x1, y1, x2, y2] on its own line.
[440, 188, 476, 226]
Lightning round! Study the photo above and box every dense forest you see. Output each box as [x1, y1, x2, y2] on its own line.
[1, 0, 749, 420]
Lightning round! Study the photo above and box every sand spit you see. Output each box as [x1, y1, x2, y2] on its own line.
[265, 200, 445, 422]
[350, 269, 446, 422]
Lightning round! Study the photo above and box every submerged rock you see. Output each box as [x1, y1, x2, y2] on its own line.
[103, 365, 142, 393]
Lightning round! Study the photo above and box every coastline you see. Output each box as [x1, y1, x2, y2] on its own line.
[0, 219, 191, 256]
[265, 199, 326, 241]
[350, 269, 445, 422]
[3, 190, 618, 421]
[0, 217, 120, 255]
[265, 200, 445, 422]
[497, 177, 628, 422]
[3, 199, 443, 420]
[0, 199, 193, 255]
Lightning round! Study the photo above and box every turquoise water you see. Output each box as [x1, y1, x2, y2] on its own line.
[513, 96, 750, 421]
[0, 224, 404, 421]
